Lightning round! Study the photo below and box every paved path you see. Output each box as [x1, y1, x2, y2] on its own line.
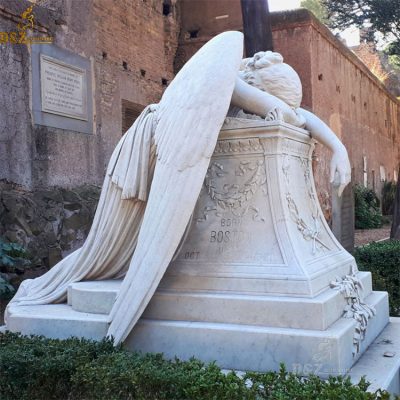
[354, 225, 391, 247]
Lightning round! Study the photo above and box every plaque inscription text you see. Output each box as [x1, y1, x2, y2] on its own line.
[40, 54, 87, 120]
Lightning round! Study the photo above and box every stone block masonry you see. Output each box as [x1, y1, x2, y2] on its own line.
[0, 0, 180, 190]
[0, 182, 100, 269]
[0, 0, 179, 259]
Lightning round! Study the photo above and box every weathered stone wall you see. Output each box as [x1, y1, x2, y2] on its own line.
[0, 0, 180, 190]
[353, 43, 400, 98]
[0, 2, 34, 188]
[175, 0, 242, 71]
[0, 181, 100, 268]
[0, 0, 180, 260]
[0, 0, 101, 189]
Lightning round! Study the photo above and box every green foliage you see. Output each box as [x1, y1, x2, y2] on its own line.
[0, 333, 116, 400]
[71, 353, 252, 400]
[0, 332, 394, 399]
[323, 0, 400, 56]
[385, 42, 400, 69]
[301, 0, 329, 24]
[245, 366, 391, 400]
[0, 239, 31, 272]
[354, 185, 383, 229]
[0, 276, 15, 299]
[355, 240, 400, 315]
[0, 239, 32, 299]
[382, 180, 396, 215]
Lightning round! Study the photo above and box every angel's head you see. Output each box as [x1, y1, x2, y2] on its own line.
[239, 51, 302, 109]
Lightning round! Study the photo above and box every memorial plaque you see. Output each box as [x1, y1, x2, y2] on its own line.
[40, 54, 87, 121]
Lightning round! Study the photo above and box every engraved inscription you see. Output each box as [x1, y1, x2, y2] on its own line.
[184, 251, 200, 260]
[220, 218, 242, 227]
[174, 151, 284, 266]
[40, 54, 87, 120]
[209, 230, 250, 243]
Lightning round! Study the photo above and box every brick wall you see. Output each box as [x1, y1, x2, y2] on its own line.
[176, 7, 400, 211]
[269, 11, 400, 202]
[93, 0, 180, 171]
[0, 0, 180, 190]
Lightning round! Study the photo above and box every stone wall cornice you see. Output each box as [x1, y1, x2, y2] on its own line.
[271, 9, 400, 106]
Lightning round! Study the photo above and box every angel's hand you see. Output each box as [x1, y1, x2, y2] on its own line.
[330, 146, 351, 197]
[265, 107, 284, 122]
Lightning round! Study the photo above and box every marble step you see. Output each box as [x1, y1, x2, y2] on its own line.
[68, 272, 373, 331]
[125, 290, 389, 377]
[5, 291, 389, 379]
[349, 317, 400, 395]
[68, 280, 121, 315]
[6, 304, 109, 340]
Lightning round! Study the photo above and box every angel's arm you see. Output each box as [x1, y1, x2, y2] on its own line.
[231, 77, 351, 196]
[296, 108, 351, 197]
[231, 77, 306, 127]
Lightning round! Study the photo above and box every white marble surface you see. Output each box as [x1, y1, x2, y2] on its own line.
[349, 317, 400, 394]
[6, 32, 353, 347]
[4, 120, 386, 379]
[65, 272, 372, 330]
[126, 291, 388, 376]
[166, 119, 355, 298]
[68, 280, 121, 314]
[3, 288, 388, 376]
[6, 304, 109, 340]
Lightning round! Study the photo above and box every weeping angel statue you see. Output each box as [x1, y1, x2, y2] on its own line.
[6, 32, 351, 344]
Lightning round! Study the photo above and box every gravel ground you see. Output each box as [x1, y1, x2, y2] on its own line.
[354, 225, 391, 247]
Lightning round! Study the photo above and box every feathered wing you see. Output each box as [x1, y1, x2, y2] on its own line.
[107, 31, 244, 343]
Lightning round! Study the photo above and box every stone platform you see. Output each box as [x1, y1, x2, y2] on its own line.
[4, 119, 393, 390]
[6, 278, 390, 379]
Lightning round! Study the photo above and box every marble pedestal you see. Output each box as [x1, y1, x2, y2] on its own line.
[6, 119, 389, 378]
[125, 118, 389, 375]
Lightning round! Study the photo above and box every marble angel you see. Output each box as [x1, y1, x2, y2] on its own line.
[5, 31, 351, 344]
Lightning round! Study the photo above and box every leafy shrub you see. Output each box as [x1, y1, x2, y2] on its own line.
[354, 185, 383, 229]
[0, 276, 14, 299]
[0, 332, 393, 399]
[354, 240, 400, 315]
[382, 180, 396, 216]
[0, 332, 116, 400]
[0, 239, 31, 273]
[0, 239, 32, 300]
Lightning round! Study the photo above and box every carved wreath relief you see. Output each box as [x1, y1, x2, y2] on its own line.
[176, 138, 284, 266]
[282, 154, 330, 255]
[201, 159, 267, 222]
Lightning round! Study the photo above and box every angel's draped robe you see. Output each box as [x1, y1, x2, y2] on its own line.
[6, 105, 158, 311]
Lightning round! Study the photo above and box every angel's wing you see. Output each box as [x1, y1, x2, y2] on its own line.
[107, 31, 244, 344]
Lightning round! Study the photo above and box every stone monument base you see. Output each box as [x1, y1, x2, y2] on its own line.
[127, 292, 388, 376]
[5, 278, 389, 378]
[4, 120, 395, 390]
